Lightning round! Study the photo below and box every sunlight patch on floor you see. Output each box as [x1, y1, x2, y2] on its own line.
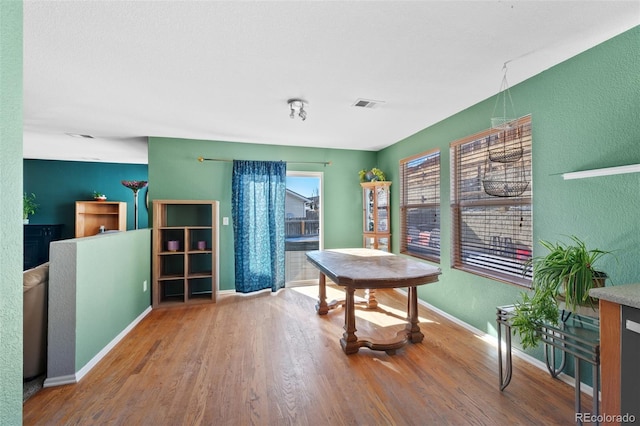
[290, 284, 433, 327]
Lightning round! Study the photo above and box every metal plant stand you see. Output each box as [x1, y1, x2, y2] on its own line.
[496, 305, 600, 425]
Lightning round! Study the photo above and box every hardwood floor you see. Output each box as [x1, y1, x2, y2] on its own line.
[23, 285, 589, 425]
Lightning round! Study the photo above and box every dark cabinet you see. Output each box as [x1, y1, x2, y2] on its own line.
[621, 305, 640, 419]
[24, 224, 62, 270]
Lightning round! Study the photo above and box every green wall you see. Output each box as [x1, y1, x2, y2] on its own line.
[378, 26, 640, 352]
[0, 1, 23, 422]
[47, 230, 151, 382]
[148, 138, 376, 290]
[75, 230, 151, 368]
[24, 159, 149, 238]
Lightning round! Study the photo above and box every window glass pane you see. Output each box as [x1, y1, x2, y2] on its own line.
[450, 117, 532, 286]
[400, 149, 440, 262]
[458, 204, 532, 281]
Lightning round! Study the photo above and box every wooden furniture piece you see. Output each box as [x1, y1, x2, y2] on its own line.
[496, 305, 600, 421]
[24, 224, 62, 270]
[152, 200, 219, 308]
[306, 248, 441, 355]
[590, 284, 640, 425]
[361, 181, 391, 251]
[75, 201, 126, 237]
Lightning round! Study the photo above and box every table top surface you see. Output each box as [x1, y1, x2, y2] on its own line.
[306, 248, 441, 289]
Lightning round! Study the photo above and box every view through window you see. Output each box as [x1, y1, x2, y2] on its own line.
[285, 173, 321, 285]
[450, 116, 532, 287]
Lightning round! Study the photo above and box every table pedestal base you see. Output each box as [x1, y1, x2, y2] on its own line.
[315, 274, 378, 314]
[318, 274, 424, 355]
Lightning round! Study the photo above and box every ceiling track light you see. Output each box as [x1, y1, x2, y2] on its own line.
[287, 98, 308, 121]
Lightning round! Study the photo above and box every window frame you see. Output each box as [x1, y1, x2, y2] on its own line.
[399, 148, 441, 263]
[450, 116, 532, 287]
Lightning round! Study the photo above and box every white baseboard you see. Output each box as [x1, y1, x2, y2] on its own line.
[394, 288, 595, 397]
[43, 374, 76, 388]
[44, 306, 152, 387]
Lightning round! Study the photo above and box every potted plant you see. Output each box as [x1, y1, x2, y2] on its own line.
[359, 168, 386, 182]
[93, 191, 107, 201]
[511, 235, 612, 349]
[23, 192, 39, 224]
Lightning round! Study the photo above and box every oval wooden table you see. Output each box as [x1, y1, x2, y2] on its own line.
[306, 248, 442, 355]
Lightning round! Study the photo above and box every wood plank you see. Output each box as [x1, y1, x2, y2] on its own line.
[600, 299, 621, 425]
[24, 286, 588, 425]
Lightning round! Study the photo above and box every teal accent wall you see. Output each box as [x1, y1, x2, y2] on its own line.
[24, 159, 149, 238]
[0, 1, 23, 422]
[377, 26, 640, 355]
[148, 138, 376, 291]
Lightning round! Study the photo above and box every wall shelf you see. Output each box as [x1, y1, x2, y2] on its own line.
[562, 164, 640, 180]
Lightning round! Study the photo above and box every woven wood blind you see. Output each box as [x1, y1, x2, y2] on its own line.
[450, 116, 533, 286]
[399, 149, 440, 261]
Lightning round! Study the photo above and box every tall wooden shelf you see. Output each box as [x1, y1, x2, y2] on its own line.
[152, 200, 219, 308]
[75, 201, 127, 237]
[361, 181, 391, 251]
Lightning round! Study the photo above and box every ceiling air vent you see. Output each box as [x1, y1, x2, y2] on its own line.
[352, 98, 385, 109]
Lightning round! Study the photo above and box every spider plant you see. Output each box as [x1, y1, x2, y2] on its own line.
[511, 235, 612, 349]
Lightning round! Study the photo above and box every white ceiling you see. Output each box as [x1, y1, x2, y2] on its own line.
[23, 1, 639, 164]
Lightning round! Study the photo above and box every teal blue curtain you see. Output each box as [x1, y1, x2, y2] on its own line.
[232, 160, 287, 293]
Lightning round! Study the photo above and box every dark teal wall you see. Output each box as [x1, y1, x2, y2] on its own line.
[378, 26, 640, 357]
[148, 137, 376, 291]
[24, 159, 149, 238]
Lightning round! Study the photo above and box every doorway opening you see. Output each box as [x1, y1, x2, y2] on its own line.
[285, 172, 322, 286]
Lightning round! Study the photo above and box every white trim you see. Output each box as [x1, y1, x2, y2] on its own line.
[43, 374, 76, 388]
[562, 163, 640, 180]
[395, 288, 595, 397]
[44, 306, 152, 387]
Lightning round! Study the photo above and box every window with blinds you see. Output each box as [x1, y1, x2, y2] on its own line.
[450, 116, 533, 287]
[400, 149, 440, 262]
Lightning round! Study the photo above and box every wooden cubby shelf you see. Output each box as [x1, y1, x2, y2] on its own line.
[152, 200, 219, 308]
[75, 201, 127, 237]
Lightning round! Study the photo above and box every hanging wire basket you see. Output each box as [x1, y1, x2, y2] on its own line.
[483, 150, 529, 197]
[488, 146, 523, 163]
[482, 179, 529, 197]
[487, 123, 523, 163]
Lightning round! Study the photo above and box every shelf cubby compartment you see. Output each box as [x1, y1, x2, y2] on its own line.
[160, 228, 185, 253]
[188, 252, 212, 276]
[159, 254, 184, 278]
[163, 204, 213, 227]
[159, 279, 186, 304]
[188, 278, 214, 302]
[188, 228, 212, 251]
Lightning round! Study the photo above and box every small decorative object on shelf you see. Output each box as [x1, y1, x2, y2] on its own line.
[93, 191, 107, 201]
[167, 240, 180, 251]
[121, 180, 148, 229]
[358, 168, 386, 182]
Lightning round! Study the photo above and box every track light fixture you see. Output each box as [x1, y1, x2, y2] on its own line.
[288, 98, 308, 121]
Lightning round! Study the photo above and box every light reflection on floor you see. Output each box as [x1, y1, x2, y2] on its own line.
[290, 283, 434, 328]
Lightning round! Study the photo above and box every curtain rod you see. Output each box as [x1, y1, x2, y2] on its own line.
[197, 156, 331, 166]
